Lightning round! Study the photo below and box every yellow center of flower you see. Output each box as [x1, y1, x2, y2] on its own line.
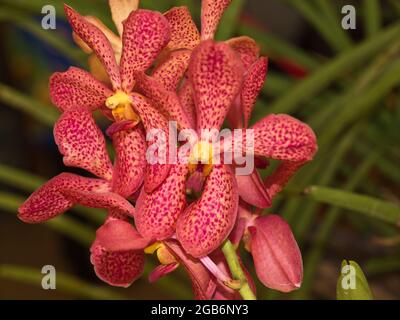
[188, 141, 214, 176]
[144, 242, 177, 265]
[105, 90, 140, 122]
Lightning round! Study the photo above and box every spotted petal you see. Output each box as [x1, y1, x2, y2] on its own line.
[135, 72, 192, 130]
[109, 0, 139, 36]
[242, 57, 268, 126]
[49, 67, 113, 112]
[226, 36, 260, 69]
[177, 165, 238, 258]
[64, 5, 121, 89]
[236, 170, 271, 208]
[178, 80, 196, 129]
[131, 93, 171, 192]
[201, 0, 232, 40]
[164, 6, 200, 51]
[120, 9, 170, 92]
[111, 127, 147, 197]
[164, 240, 217, 300]
[91, 220, 146, 288]
[189, 40, 243, 132]
[152, 50, 192, 91]
[54, 107, 113, 180]
[18, 173, 135, 223]
[135, 164, 188, 240]
[249, 214, 303, 292]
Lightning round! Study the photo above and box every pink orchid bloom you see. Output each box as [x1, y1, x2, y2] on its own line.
[230, 205, 303, 293]
[18, 108, 149, 286]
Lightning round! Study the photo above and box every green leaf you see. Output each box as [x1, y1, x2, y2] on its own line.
[305, 186, 400, 225]
[337, 260, 373, 300]
[363, 0, 382, 37]
[215, 0, 245, 40]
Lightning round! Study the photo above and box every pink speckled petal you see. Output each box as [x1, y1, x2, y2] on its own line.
[135, 164, 188, 241]
[49, 67, 112, 112]
[18, 173, 135, 223]
[252, 114, 318, 162]
[152, 50, 192, 91]
[130, 93, 171, 193]
[64, 5, 121, 89]
[177, 165, 238, 258]
[164, 6, 200, 50]
[109, 0, 139, 36]
[236, 170, 271, 208]
[189, 40, 243, 132]
[164, 240, 217, 300]
[135, 72, 192, 130]
[178, 80, 196, 129]
[242, 57, 268, 126]
[111, 127, 147, 197]
[201, 0, 232, 40]
[90, 245, 144, 287]
[226, 36, 260, 69]
[249, 214, 303, 292]
[54, 107, 113, 180]
[94, 219, 149, 252]
[148, 263, 179, 283]
[120, 9, 170, 92]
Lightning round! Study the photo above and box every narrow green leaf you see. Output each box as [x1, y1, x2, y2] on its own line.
[363, 0, 382, 37]
[305, 186, 400, 225]
[0, 264, 125, 299]
[337, 260, 373, 300]
[215, 0, 245, 40]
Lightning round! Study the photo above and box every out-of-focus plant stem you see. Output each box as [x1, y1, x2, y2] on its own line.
[0, 264, 125, 299]
[215, 0, 245, 40]
[221, 240, 256, 300]
[363, 0, 382, 37]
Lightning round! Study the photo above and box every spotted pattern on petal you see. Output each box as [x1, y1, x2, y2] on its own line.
[201, 0, 232, 40]
[111, 127, 147, 197]
[64, 5, 121, 90]
[177, 165, 238, 258]
[54, 107, 113, 180]
[178, 80, 196, 130]
[226, 36, 260, 69]
[242, 57, 268, 126]
[135, 164, 188, 240]
[189, 40, 243, 132]
[152, 50, 192, 91]
[120, 9, 170, 92]
[90, 244, 145, 287]
[49, 67, 113, 112]
[164, 6, 200, 50]
[252, 114, 318, 162]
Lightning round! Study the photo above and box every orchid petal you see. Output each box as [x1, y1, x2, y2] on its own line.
[148, 263, 179, 283]
[177, 165, 238, 258]
[189, 40, 243, 132]
[91, 241, 145, 288]
[18, 173, 135, 223]
[131, 93, 171, 192]
[111, 127, 147, 197]
[226, 36, 260, 69]
[249, 214, 303, 292]
[120, 9, 170, 92]
[49, 67, 112, 112]
[135, 164, 188, 240]
[152, 50, 192, 91]
[64, 5, 121, 89]
[242, 57, 268, 126]
[94, 219, 149, 252]
[178, 80, 196, 129]
[109, 0, 139, 36]
[54, 107, 113, 180]
[236, 170, 271, 208]
[164, 240, 217, 300]
[201, 0, 232, 40]
[164, 6, 200, 50]
[135, 72, 192, 130]
[252, 114, 318, 162]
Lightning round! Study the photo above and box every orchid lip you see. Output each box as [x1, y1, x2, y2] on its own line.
[105, 90, 140, 122]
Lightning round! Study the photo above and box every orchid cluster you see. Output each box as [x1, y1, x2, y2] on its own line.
[18, 0, 317, 300]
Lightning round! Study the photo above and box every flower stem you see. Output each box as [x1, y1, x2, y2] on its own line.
[221, 240, 256, 300]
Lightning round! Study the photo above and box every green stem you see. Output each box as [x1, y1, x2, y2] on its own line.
[221, 240, 256, 300]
